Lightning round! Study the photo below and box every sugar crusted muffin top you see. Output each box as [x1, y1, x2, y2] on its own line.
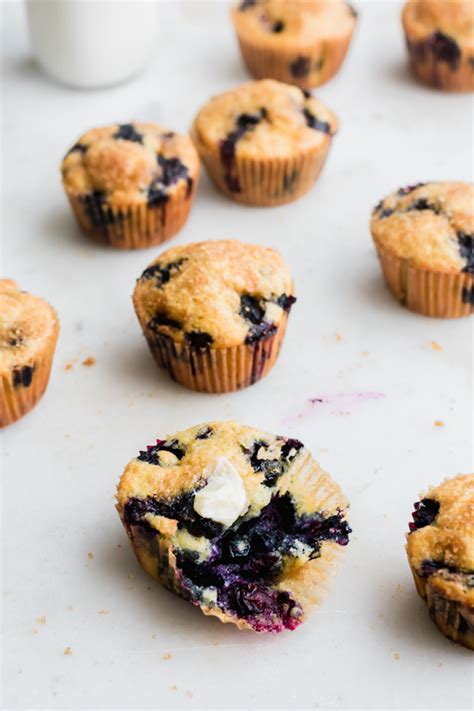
[117, 421, 351, 632]
[407, 474, 474, 604]
[0, 280, 58, 376]
[370, 182, 474, 273]
[192, 79, 338, 161]
[402, 0, 474, 46]
[133, 240, 295, 349]
[232, 0, 356, 46]
[61, 122, 200, 208]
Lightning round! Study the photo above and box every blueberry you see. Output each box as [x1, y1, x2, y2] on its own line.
[185, 331, 213, 350]
[139, 258, 186, 285]
[113, 123, 143, 143]
[303, 109, 331, 134]
[276, 294, 296, 312]
[272, 20, 285, 32]
[458, 233, 474, 274]
[409, 498, 440, 531]
[137, 438, 186, 465]
[290, 56, 311, 78]
[380, 208, 394, 218]
[148, 313, 182, 332]
[12, 365, 34, 388]
[147, 183, 168, 207]
[280, 438, 304, 460]
[406, 198, 440, 214]
[240, 295, 266, 324]
[245, 322, 277, 345]
[462, 286, 474, 304]
[429, 31, 461, 69]
[65, 143, 87, 158]
[83, 191, 116, 228]
[196, 426, 213, 440]
[239, 0, 256, 10]
[157, 155, 189, 187]
[397, 183, 426, 196]
[220, 109, 267, 192]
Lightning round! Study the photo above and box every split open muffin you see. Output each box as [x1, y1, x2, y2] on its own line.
[0, 280, 59, 427]
[117, 421, 351, 632]
[61, 122, 200, 249]
[191, 79, 338, 205]
[231, 0, 357, 89]
[406, 474, 474, 650]
[133, 239, 296, 392]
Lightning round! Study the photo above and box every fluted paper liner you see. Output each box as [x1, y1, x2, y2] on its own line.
[0, 320, 59, 427]
[66, 178, 197, 250]
[190, 122, 331, 206]
[404, 36, 474, 93]
[141, 315, 289, 393]
[409, 567, 474, 651]
[234, 32, 355, 90]
[374, 241, 473, 318]
[118, 450, 349, 632]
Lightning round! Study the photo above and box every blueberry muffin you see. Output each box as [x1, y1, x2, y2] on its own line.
[133, 240, 296, 392]
[0, 280, 59, 427]
[117, 421, 351, 633]
[402, 0, 474, 92]
[191, 80, 338, 206]
[231, 0, 357, 89]
[370, 182, 474, 318]
[406, 474, 474, 650]
[61, 122, 200, 249]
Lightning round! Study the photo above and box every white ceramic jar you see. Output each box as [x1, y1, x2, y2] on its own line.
[26, 0, 159, 89]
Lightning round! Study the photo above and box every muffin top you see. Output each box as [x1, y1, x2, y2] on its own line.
[407, 474, 474, 603]
[133, 239, 296, 349]
[0, 280, 59, 376]
[370, 182, 474, 273]
[117, 420, 351, 632]
[61, 122, 200, 208]
[192, 80, 338, 161]
[231, 0, 356, 46]
[402, 1, 474, 46]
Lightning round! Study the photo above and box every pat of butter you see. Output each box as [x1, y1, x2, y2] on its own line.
[193, 457, 248, 528]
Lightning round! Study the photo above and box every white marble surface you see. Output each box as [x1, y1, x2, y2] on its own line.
[1, 1, 473, 709]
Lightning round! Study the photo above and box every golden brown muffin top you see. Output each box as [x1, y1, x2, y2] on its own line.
[0, 280, 59, 375]
[407, 474, 474, 604]
[133, 239, 295, 349]
[232, 0, 356, 46]
[117, 420, 348, 525]
[192, 80, 338, 160]
[61, 122, 200, 208]
[370, 182, 474, 273]
[402, 0, 474, 46]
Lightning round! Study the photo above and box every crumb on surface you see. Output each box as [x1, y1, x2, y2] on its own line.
[396, 584, 404, 593]
[335, 333, 343, 342]
[98, 609, 109, 615]
[393, 652, 400, 660]
[82, 357, 96, 367]
[163, 652, 172, 661]
[431, 341, 443, 351]
[32, 628, 38, 635]
[64, 647, 72, 656]
[37, 615, 46, 624]
[434, 420, 445, 427]
[88, 552, 94, 560]
[170, 685, 177, 692]
[64, 362, 74, 371]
